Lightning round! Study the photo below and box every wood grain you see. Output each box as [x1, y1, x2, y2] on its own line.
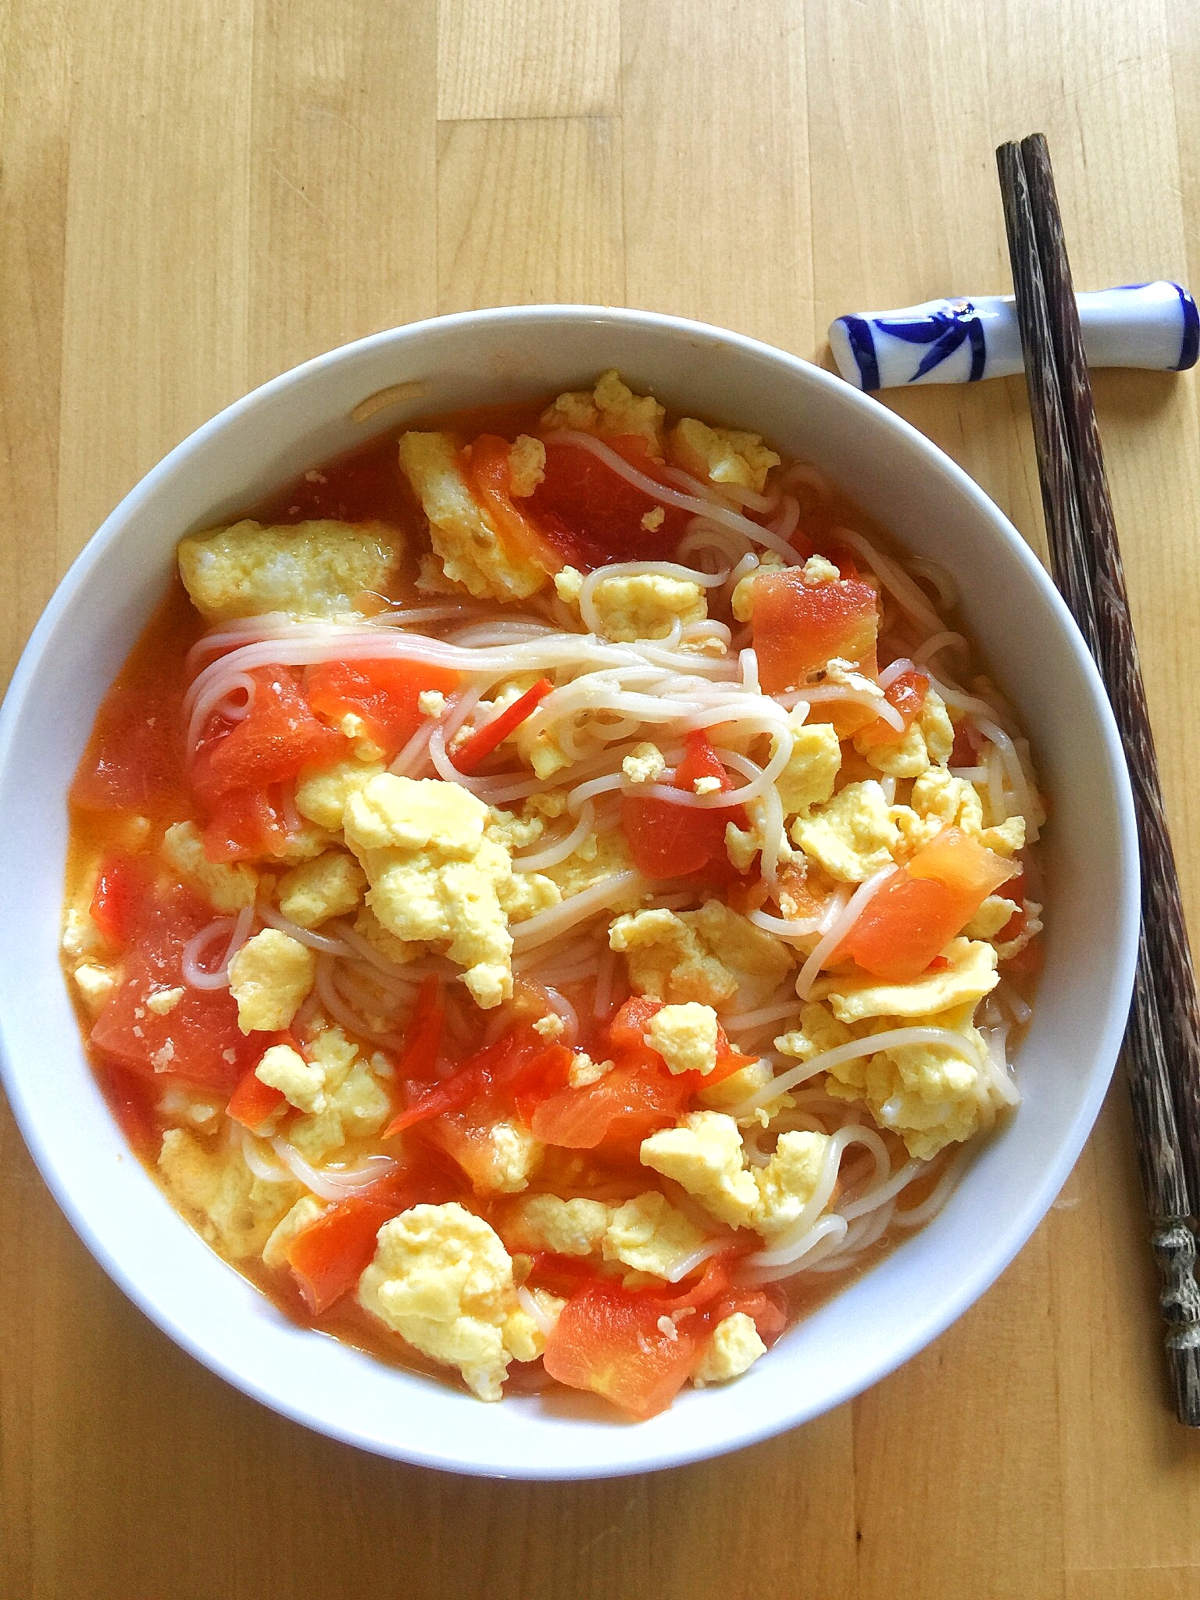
[3, 0, 1200, 1595]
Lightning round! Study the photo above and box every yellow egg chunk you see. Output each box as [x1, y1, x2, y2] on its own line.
[177, 518, 402, 622]
[342, 773, 535, 1009]
[227, 929, 317, 1034]
[398, 431, 546, 601]
[357, 1203, 525, 1401]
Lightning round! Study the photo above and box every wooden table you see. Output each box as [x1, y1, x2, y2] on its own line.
[2, 2, 1199, 1595]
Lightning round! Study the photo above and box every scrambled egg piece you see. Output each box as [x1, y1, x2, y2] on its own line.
[824, 1005, 998, 1159]
[647, 1002, 719, 1076]
[640, 1111, 830, 1236]
[890, 769, 1016, 859]
[255, 1041, 326, 1114]
[585, 572, 707, 643]
[775, 1000, 851, 1061]
[227, 929, 316, 1033]
[791, 779, 900, 882]
[775, 719, 842, 817]
[601, 1191, 711, 1278]
[158, 1129, 299, 1258]
[161, 821, 258, 913]
[501, 1290, 565, 1363]
[541, 369, 666, 457]
[622, 742, 667, 785]
[542, 828, 638, 903]
[821, 937, 998, 1024]
[357, 1203, 524, 1401]
[668, 417, 780, 494]
[399, 432, 546, 601]
[508, 434, 546, 497]
[854, 688, 956, 779]
[965, 895, 1021, 941]
[277, 850, 366, 929]
[692, 1312, 767, 1386]
[504, 1194, 611, 1256]
[177, 519, 401, 623]
[342, 773, 531, 1009]
[458, 1120, 544, 1195]
[295, 756, 386, 833]
[147, 986, 184, 1016]
[286, 1027, 391, 1161]
[262, 1195, 325, 1270]
[610, 900, 792, 1009]
[73, 962, 118, 1015]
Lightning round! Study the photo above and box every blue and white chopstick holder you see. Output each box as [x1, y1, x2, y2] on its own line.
[829, 281, 1198, 391]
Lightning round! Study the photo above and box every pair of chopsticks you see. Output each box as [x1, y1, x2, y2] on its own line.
[996, 134, 1200, 1425]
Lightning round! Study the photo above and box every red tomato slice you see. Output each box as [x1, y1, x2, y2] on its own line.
[71, 676, 190, 815]
[543, 1280, 704, 1418]
[606, 994, 752, 1090]
[192, 667, 347, 802]
[385, 1027, 549, 1135]
[523, 435, 693, 569]
[226, 1066, 287, 1131]
[750, 569, 879, 693]
[530, 1058, 690, 1150]
[90, 885, 257, 1093]
[857, 668, 929, 749]
[200, 785, 293, 863]
[838, 827, 1016, 982]
[89, 853, 149, 948]
[607, 995, 664, 1052]
[284, 1195, 401, 1315]
[620, 730, 746, 880]
[466, 434, 565, 572]
[305, 659, 460, 760]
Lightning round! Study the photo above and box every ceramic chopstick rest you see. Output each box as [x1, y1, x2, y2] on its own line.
[829, 281, 1198, 391]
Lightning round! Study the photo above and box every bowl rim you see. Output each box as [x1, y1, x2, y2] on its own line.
[0, 303, 1140, 1477]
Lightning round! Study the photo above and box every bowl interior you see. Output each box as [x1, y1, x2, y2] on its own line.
[0, 307, 1138, 1478]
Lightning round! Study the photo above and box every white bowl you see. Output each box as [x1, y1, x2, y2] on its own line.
[0, 306, 1138, 1478]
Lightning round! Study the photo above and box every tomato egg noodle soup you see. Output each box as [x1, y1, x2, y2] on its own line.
[62, 371, 1044, 1421]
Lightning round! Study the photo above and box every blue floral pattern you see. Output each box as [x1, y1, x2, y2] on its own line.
[874, 301, 988, 383]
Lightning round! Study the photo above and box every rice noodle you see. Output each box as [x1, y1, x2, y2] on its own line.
[513, 803, 596, 872]
[182, 905, 255, 991]
[269, 1137, 401, 1200]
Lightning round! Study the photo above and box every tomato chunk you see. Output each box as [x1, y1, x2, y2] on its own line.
[71, 675, 189, 815]
[89, 853, 149, 948]
[192, 667, 347, 801]
[530, 1058, 690, 1150]
[90, 885, 255, 1092]
[305, 659, 460, 760]
[523, 435, 692, 569]
[200, 785, 293, 863]
[621, 730, 745, 879]
[284, 1195, 401, 1315]
[750, 569, 879, 693]
[857, 668, 929, 749]
[466, 434, 564, 572]
[543, 1280, 704, 1418]
[227, 1066, 286, 1131]
[838, 827, 1015, 982]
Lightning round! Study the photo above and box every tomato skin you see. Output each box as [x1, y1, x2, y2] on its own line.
[750, 570, 879, 693]
[542, 1279, 704, 1418]
[838, 827, 1015, 982]
[90, 884, 257, 1093]
[305, 659, 460, 760]
[385, 1027, 554, 1136]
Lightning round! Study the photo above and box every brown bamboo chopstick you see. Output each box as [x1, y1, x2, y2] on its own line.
[996, 135, 1200, 1424]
